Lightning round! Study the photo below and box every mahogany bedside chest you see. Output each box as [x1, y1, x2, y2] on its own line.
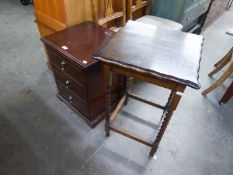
[41, 21, 123, 128]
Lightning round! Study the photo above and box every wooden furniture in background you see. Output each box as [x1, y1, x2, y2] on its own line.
[202, 47, 233, 103]
[126, 0, 183, 30]
[94, 21, 203, 156]
[126, 0, 150, 20]
[34, 0, 93, 37]
[34, 0, 127, 68]
[150, 0, 211, 33]
[219, 80, 233, 104]
[202, 0, 230, 31]
[92, 0, 126, 31]
[41, 22, 124, 128]
[34, 0, 94, 68]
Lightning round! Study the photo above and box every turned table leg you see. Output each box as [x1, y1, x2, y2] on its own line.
[150, 87, 182, 157]
[104, 64, 112, 137]
[124, 77, 133, 105]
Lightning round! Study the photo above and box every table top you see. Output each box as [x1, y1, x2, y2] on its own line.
[94, 21, 204, 89]
[41, 21, 114, 68]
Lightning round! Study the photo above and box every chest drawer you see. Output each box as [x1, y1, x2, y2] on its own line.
[53, 68, 88, 104]
[41, 22, 123, 128]
[57, 85, 90, 118]
[47, 49, 87, 87]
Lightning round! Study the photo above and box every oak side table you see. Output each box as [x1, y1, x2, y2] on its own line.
[94, 21, 203, 157]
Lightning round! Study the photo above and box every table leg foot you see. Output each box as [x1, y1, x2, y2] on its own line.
[149, 111, 173, 157]
[105, 123, 110, 137]
[149, 146, 158, 157]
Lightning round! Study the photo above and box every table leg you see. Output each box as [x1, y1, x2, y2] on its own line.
[104, 64, 112, 137]
[124, 77, 133, 105]
[149, 87, 182, 157]
[202, 63, 233, 96]
[214, 47, 233, 67]
[209, 56, 231, 77]
[219, 80, 233, 104]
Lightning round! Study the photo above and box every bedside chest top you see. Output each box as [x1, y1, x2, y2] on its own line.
[41, 21, 114, 68]
[94, 21, 204, 89]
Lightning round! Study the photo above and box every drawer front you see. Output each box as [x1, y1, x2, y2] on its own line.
[57, 85, 90, 118]
[181, 0, 211, 25]
[53, 68, 88, 104]
[47, 49, 87, 87]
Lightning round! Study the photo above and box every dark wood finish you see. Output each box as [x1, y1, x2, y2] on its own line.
[110, 126, 153, 147]
[219, 80, 233, 104]
[101, 63, 185, 157]
[149, 86, 183, 155]
[94, 21, 203, 156]
[41, 21, 124, 128]
[47, 49, 87, 87]
[53, 69, 88, 104]
[57, 85, 89, 116]
[95, 21, 203, 89]
[103, 64, 112, 136]
[34, 0, 95, 68]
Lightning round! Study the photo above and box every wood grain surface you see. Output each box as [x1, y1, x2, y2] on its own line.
[95, 20, 204, 89]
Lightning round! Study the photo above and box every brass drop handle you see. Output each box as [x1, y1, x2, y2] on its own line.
[68, 96, 73, 104]
[65, 80, 71, 88]
[61, 61, 67, 70]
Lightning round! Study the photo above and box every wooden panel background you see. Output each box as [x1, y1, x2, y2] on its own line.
[34, 0, 67, 33]
[34, 0, 127, 67]
[34, 0, 66, 23]
[92, 0, 125, 19]
[64, 0, 93, 27]
[34, 0, 125, 36]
